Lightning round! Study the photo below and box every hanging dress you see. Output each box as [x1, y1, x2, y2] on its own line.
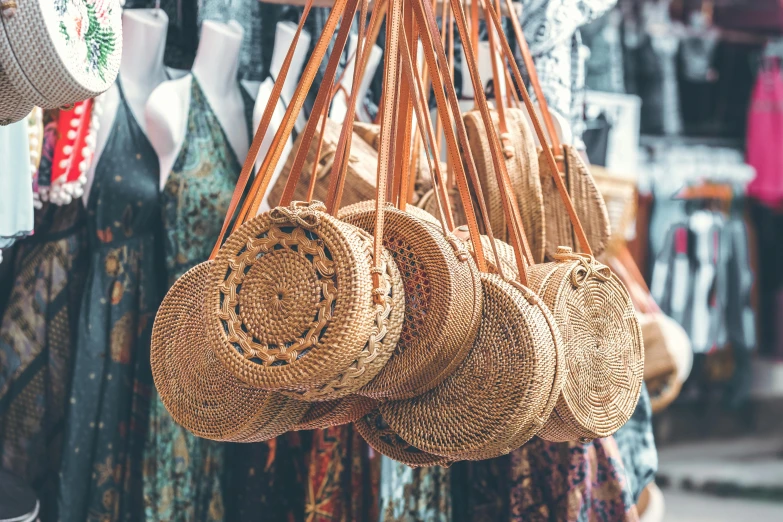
[58, 80, 165, 522]
[378, 456, 451, 522]
[0, 198, 87, 522]
[143, 77, 254, 522]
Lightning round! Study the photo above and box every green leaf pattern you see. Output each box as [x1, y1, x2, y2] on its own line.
[55, 0, 118, 81]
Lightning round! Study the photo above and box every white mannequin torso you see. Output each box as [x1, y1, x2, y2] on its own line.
[251, 21, 311, 213]
[330, 33, 383, 123]
[147, 20, 249, 190]
[83, 9, 169, 204]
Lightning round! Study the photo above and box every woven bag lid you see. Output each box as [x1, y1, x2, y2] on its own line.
[354, 410, 452, 468]
[379, 273, 563, 460]
[276, 229, 405, 402]
[0, 64, 33, 125]
[0, 0, 122, 108]
[205, 201, 379, 392]
[151, 261, 307, 442]
[531, 247, 644, 442]
[339, 201, 483, 401]
[293, 395, 377, 431]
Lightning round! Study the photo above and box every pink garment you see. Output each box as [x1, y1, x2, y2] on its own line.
[747, 59, 783, 209]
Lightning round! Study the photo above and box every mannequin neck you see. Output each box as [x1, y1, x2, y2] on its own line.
[270, 21, 310, 103]
[120, 9, 168, 91]
[192, 21, 243, 96]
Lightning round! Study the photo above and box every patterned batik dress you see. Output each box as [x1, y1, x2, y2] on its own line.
[0, 201, 87, 522]
[143, 77, 254, 522]
[58, 80, 165, 522]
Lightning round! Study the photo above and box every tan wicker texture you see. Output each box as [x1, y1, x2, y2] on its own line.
[379, 272, 563, 460]
[0, 63, 32, 125]
[639, 313, 686, 413]
[540, 146, 611, 260]
[293, 395, 377, 431]
[205, 201, 379, 392]
[0, 0, 122, 108]
[464, 107, 545, 262]
[530, 247, 645, 442]
[278, 228, 405, 401]
[354, 409, 451, 468]
[151, 261, 307, 442]
[267, 118, 379, 207]
[339, 201, 483, 400]
[418, 186, 466, 228]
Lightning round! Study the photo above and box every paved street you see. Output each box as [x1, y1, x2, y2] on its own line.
[663, 490, 783, 521]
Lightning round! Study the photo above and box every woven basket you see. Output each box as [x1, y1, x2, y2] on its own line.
[339, 201, 483, 400]
[529, 247, 645, 442]
[354, 409, 451, 468]
[639, 313, 688, 413]
[418, 185, 467, 228]
[540, 146, 611, 260]
[204, 201, 380, 393]
[277, 227, 405, 401]
[151, 261, 308, 442]
[293, 395, 377, 431]
[0, 63, 33, 125]
[379, 271, 563, 460]
[0, 0, 122, 108]
[267, 118, 379, 207]
[464, 107, 545, 262]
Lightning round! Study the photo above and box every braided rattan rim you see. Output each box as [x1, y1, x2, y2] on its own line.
[293, 395, 377, 431]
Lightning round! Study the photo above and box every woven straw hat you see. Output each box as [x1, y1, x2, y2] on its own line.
[151, 261, 307, 442]
[0, 63, 33, 125]
[379, 272, 563, 460]
[540, 145, 611, 260]
[339, 201, 483, 400]
[293, 395, 377, 431]
[354, 409, 451, 468]
[529, 247, 644, 442]
[276, 227, 405, 401]
[0, 0, 122, 108]
[464, 107, 545, 263]
[204, 201, 382, 393]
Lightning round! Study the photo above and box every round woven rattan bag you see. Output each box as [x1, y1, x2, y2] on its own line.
[379, 270, 563, 460]
[294, 395, 377, 431]
[339, 201, 483, 400]
[277, 226, 405, 401]
[354, 409, 452, 468]
[529, 247, 645, 442]
[0, 64, 33, 125]
[204, 201, 381, 393]
[464, 107, 545, 263]
[0, 0, 122, 108]
[151, 261, 308, 442]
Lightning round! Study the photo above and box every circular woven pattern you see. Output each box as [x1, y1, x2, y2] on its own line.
[206, 202, 378, 392]
[380, 273, 563, 460]
[294, 395, 377, 431]
[278, 229, 405, 401]
[339, 201, 483, 400]
[0, 64, 33, 126]
[531, 247, 644, 442]
[0, 0, 122, 108]
[354, 410, 451, 468]
[151, 261, 307, 442]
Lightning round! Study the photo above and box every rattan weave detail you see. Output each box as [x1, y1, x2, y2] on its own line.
[151, 262, 307, 442]
[354, 410, 451, 468]
[540, 145, 611, 260]
[339, 201, 483, 400]
[530, 247, 644, 442]
[205, 201, 378, 392]
[464, 108, 545, 262]
[294, 395, 377, 431]
[0, 63, 32, 125]
[379, 273, 562, 459]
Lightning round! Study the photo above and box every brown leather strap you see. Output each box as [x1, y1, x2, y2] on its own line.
[208, 0, 314, 260]
[410, 0, 489, 271]
[278, 0, 361, 209]
[393, 2, 416, 208]
[490, 0, 592, 256]
[449, 0, 532, 282]
[233, 0, 353, 228]
[482, 0, 509, 146]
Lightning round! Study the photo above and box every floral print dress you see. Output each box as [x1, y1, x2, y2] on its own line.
[58, 80, 165, 522]
[143, 77, 253, 522]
